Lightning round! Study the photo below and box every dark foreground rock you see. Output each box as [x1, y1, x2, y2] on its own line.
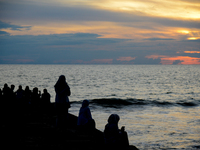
[0, 103, 139, 150]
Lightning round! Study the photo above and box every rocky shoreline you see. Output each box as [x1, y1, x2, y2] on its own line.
[1, 102, 139, 150]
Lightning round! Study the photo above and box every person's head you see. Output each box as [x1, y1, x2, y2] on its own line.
[33, 87, 38, 93]
[11, 84, 15, 90]
[25, 86, 30, 91]
[59, 75, 66, 82]
[55, 75, 66, 87]
[82, 99, 89, 108]
[108, 114, 120, 124]
[4, 83, 8, 88]
[43, 89, 47, 93]
[19, 85, 22, 90]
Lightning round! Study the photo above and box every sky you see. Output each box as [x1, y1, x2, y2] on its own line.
[0, 0, 200, 64]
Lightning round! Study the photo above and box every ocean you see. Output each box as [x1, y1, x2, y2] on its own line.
[0, 65, 200, 149]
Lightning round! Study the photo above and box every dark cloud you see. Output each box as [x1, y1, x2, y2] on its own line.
[0, 19, 199, 64]
[0, 32, 195, 64]
[0, 31, 9, 35]
[134, 56, 162, 65]
[0, 32, 132, 64]
[172, 60, 183, 65]
[0, 21, 31, 30]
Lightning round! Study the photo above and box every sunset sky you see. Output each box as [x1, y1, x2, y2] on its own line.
[0, 0, 200, 64]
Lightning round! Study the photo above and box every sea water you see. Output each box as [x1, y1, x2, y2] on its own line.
[0, 65, 200, 149]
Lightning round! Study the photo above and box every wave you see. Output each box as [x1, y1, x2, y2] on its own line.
[71, 98, 199, 108]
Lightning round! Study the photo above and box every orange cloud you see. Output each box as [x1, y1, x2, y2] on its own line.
[161, 56, 200, 65]
[146, 55, 200, 65]
[184, 51, 200, 54]
[117, 56, 136, 61]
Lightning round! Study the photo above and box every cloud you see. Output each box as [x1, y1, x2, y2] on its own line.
[0, 21, 31, 31]
[172, 60, 183, 65]
[91, 59, 113, 64]
[1, 31, 199, 64]
[1, 1, 200, 29]
[117, 56, 136, 61]
[0, 32, 132, 64]
[0, 31, 9, 35]
[0, 1, 200, 42]
[184, 51, 200, 54]
[146, 55, 200, 65]
[144, 38, 175, 41]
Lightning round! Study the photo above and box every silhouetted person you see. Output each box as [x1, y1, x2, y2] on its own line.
[41, 89, 51, 105]
[24, 86, 32, 104]
[10, 84, 15, 93]
[10, 84, 16, 103]
[2, 83, 10, 102]
[104, 114, 129, 149]
[0, 88, 2, 100]
[77, 99, 95, 130]
[54, 75, 71, 128]
[31, 87, 41, 105]
[16, 85, 24, 103]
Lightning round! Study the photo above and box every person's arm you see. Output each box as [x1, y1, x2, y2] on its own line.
[86, 108, 92, 120]
[60, 85, 71, 96]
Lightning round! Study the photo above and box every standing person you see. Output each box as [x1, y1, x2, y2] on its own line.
[31, 87, 41, 105]
[2, 83, 10, 102]
[0, 88, 2, 100]
[24, 86, 32, 105]
[54, 75, 71, 128]
[77, 100, 95, 131]
[16, 85, 24, 104]
[41, 89, 51, 105]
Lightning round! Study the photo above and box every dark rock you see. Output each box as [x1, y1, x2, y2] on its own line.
[1, 103, 139, 150]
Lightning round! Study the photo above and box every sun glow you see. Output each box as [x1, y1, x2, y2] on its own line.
[93, 0, 200, 19]
[179, 30, 190, 34]
[146, 55, 200, 65]
[184, 51, 200, 54]
[187, 37, 199, 40]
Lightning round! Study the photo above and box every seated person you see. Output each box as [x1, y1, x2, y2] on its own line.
[104, 114, 129, 148]
[77, 100, 95, 130]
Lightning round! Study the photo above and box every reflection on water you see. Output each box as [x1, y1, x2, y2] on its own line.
[86, 106, 200, 150]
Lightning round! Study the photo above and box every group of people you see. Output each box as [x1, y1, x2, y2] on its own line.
[0, 75, 129, 148]
[0, 83, 51, 106]
[55, 75, 129, 148]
